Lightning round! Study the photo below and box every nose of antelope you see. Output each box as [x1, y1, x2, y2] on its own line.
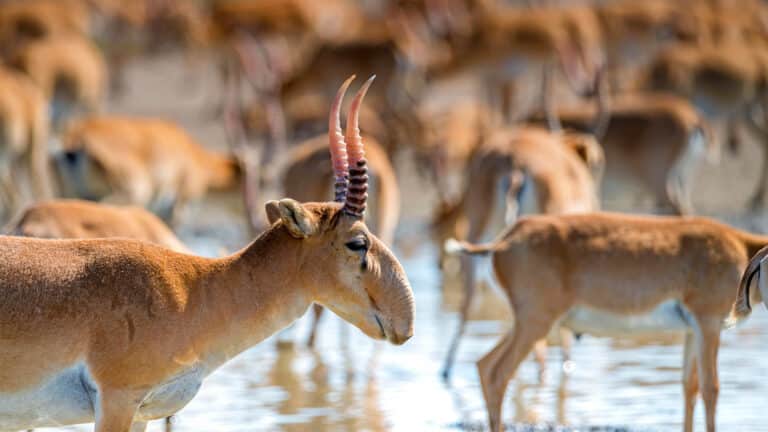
[375, 245, 416, 345]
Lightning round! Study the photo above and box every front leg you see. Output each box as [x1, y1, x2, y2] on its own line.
[95, 388, 146, 432]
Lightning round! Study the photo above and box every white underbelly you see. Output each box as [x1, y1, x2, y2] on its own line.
[0, 363, 205, 430]
[0, 363, 95, 431]
[561, 300, 691, 337]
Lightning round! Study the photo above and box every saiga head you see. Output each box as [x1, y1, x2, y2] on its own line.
[265, 75, 415, 345]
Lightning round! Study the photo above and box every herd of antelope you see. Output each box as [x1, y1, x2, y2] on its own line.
[0, 0, 767, 431]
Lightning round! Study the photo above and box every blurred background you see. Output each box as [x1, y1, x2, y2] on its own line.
[0, 0, 766, 430]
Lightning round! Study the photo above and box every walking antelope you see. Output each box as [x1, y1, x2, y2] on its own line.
[8, 199, 189, 254]
[11, 34, 108, 130]
[0, 66, 52, 218]
[54, 115, 240, 224]
[0, 75, 414, 432]
[447, 212, 768, 432]
[436, 126, 602, 379]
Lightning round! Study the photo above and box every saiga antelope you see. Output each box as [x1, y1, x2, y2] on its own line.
[54, 115, 240, 224]
[280, 128, 401, 347]
[645, 41, 768, 209]
[0, 66, 52, 218]
[548, 92, 715, 215]
[436, 126, 602, 379]
[447, 212, 768, 432]
[0, 75, 414, 431]
[11, 34, 108, 130]
[7, 199, 189, 254]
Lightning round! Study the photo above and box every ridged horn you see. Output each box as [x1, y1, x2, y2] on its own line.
[343, 75, 375, 217]
[329, 75, 356, 202]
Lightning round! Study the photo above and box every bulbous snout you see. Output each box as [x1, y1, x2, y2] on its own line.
[374, 245, 415, 345]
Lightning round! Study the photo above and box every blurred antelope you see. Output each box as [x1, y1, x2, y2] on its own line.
[0, 0, 90, 54]
[550, 92, 715, 215]
[436, 126, 602, 379]
[0, 75, 414, 432]
[54, 115, 240, 223]
[645, 40, 768, 209]
[448, 212, 768, 432]
[8, 199, 189, 254]
[12, 34, 108, 130]
[0, 66, 52, 218]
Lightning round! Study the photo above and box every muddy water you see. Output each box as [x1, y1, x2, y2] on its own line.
[39, 53, 768, 431]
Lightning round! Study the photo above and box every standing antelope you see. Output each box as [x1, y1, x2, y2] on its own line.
[54, 115, 240, 223]
[447, 212, 768, 432]
[0, 75, 414, 431]
[436, 126, 602, 379]
[7, 199, 189, 254]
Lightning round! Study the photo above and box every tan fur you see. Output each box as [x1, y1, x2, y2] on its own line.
[8, 199, 189, 254]
[0, 66, 52, 217]
[0, 200, 414, 431]
[552, 92, 712, 215]
[0, 0, 90, 49]
[13, 34, 108, 130]
[450, 212, 768, 432]
[56, 115, 240, 223]
[437, 125, 601, 378]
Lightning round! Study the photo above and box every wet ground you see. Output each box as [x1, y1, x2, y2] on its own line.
[39, 53, 768, 431]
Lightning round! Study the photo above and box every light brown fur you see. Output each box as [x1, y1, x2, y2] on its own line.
[0, 66, 52, 217]
[449, 212, 768, 432]
[0, 199, 414, 431]
[55, 115, 240, 223]
[12, 34, 108, 130]
[8, 199, 189, 254]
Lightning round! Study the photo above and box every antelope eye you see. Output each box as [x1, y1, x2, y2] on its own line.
[345, 238, 368, 252]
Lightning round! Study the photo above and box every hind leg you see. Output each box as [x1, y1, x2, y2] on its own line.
[442, 254, 477, 381]
[478, 308, 562, 432]
[682, 332, 699, 432]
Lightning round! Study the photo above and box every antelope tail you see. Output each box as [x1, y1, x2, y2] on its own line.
[444, 238, 497, 256]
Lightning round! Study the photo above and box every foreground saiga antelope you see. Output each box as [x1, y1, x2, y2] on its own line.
[437, 126, 602, 379]
[0, 76, 414, 431]
[447, 212, 768, 432]
[7, 199, 189, 254]
[55, 115, 240, 223]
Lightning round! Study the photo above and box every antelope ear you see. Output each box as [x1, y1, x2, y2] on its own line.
[265, 200, 281, 225]
[275, 199, 318, 238]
